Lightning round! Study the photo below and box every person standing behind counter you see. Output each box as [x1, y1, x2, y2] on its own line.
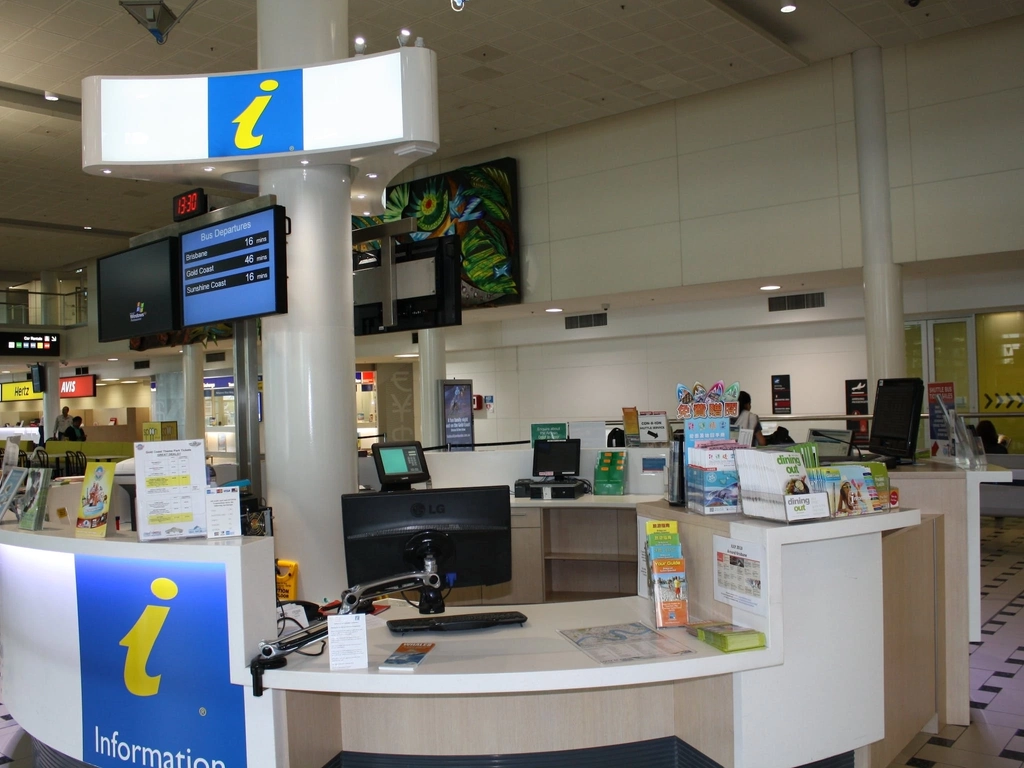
[734, 391, 767, 446]
[64, 416, 86, 442]
[53, 406, 73, 439]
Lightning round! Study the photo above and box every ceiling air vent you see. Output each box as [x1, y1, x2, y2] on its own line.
[205, 351, 227, 363]
[134, 360, 150, 370]
[768, 292, 825, 312]
[75, 366, 89, 375]
[565, 312, 608, 330]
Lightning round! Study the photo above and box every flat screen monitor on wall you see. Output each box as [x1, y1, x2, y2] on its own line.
[96, 238, 181, 343]
[179, 205, 288, 327]
[868, 378, 925, 461]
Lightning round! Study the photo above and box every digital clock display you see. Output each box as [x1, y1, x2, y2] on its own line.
[172, 188, 208, 222]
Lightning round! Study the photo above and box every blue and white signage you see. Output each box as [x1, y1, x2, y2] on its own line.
[76, 556, 247, 768]
[82, 49, 436, 167]
[180, 206, 287, 327]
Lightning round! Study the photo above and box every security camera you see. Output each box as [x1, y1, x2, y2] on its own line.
[905, 0, 920, 7]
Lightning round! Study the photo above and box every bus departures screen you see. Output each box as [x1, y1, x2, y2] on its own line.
[180, 206, 287, 327]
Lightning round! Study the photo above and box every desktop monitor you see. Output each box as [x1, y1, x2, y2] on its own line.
[532, 438, 581, 480]
[807, 428, 854, 458]
[868, 378, 925, 461]
[371, 441, 430, 492]
[29, 365, 44, 394]
[342, 485, 512, 612]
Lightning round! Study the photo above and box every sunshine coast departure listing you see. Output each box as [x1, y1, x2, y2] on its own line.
[183, 229, 270, 264]
[185, 266, 271, 296]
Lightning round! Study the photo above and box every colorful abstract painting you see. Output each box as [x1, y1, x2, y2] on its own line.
[353, 157, 521, 308]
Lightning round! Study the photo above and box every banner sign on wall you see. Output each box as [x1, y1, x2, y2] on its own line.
[771, 374, 792, 415]
[845, 379, 869, 445]
[928, 382, 956, 457]
[1, 381, 39, 402]
[439, 380, 474, 452]
[76, 555, 247, 768]
[60, 375, 97, 399]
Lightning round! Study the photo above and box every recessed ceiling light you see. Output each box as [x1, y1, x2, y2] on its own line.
[363, 211, 371, 216]
[394, 353, 419, 358]
[203, 166, 215, 172]
[366, 173, 378, 179]
[102, 169, 112, 174]
[357, 194, 366, 199]
[760, 285, 782, 291]
[121, 380, 138, 384]
[780, 2, 796, 11]
[96, 382, 107, 387]
[44, 91, 59, 101]
[83, 226, 92, 230]
[300, 159, 309, 165]
[1, 371, 8, 374]
[107, 358, 118, 361]
[101, 378, 120, 382]
[545, 307, 563, 313]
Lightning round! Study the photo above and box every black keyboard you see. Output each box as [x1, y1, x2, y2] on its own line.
[387, 611, 528, 633]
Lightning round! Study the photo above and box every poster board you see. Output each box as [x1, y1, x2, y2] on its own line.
[75, 462, 116, 538]
[438, 380, 474, 451]
[134, 439, 208, 541]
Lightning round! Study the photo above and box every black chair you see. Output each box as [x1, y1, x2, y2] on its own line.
[17, 450, 29, 468]
[66, 451, 85, 476]
[76, 451, 87, 473]
[32, 449, 49, 469]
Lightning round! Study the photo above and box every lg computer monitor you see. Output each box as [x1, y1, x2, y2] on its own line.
[868, 378, 925, 461]
[371, 441, 430, 492]
[807, 428, 854, 457]
[532, 438, 581, 481]
[341, 485, 512, 613]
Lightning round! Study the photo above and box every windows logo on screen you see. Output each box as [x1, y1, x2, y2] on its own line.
[129, 302, 146, 323]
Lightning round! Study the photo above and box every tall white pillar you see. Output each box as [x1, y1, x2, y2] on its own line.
[41, 363, 60, 443]
[853, 47, 906, 398]
[417, 328, 446, 447]
[257, 0, 355, 603]
[182, 344, 205, 440]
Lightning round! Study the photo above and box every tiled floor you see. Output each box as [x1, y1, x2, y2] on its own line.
[2, 518, 1023, 768]
[889, 517, 1024, 768]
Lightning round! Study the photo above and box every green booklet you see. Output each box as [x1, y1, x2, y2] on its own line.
[17, 468, 52, 531]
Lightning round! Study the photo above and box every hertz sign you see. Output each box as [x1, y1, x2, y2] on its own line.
[0, 375, 97, 402]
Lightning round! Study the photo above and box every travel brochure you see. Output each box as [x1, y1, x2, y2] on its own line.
[0, 467, 27, 522]
[16, 468, 51, 531]
[75, 462, 115, 538]
[558, 622, 694, 665]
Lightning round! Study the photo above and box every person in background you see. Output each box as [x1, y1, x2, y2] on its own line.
[54, 406, 72, 439]
[734, 391, 767, 446]
[977, 420, 1008, 454]
[64, 416, 87, 442]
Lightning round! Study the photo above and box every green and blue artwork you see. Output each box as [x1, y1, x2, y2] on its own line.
[353, 157, 521, 308]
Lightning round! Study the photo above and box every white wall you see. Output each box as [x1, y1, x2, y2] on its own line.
[398, 16, 1024, 304]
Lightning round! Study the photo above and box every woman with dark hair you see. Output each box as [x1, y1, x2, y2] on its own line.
[734, 391, 767, 446]
[977, 420, 1007, 454]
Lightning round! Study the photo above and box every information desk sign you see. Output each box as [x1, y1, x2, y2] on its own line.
[180, 206, 287, 327]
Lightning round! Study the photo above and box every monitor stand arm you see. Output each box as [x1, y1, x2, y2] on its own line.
[249, 566, 443, 696]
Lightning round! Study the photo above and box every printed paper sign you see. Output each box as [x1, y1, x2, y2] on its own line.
[638, 411, 669, 444]
[713, 536, 767, 617]
[134, 440, 208, 541]
[206, 487, 242, 539]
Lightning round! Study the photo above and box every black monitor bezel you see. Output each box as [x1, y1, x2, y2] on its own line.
[96, 237, 182, 344]
[532, 438, 582, 480]
[371, 441, 431, 490]
[868, 377, 925, 460]
[179, 204, 288, 327]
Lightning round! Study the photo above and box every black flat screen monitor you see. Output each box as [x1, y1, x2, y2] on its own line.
[96, 238, 181, 343]
[868, 378, 925, 461]
[533, 438, 581, 480]
[807, 428, 854, 457]
[371, 441, 430, 492]
[30, 364, 44, 394]
[342, 485, 512, 600]
[179, 205, 288, 327]
[353, 234, 462, 336]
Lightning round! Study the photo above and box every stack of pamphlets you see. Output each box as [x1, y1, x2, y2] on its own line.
[809, 462, 891, 517]
[594, 450, 627, 495]
[645, 520, 688, 627]
[686, 446, 742, 515]
[378, 642, 435, 672]
[734, 450, 829, 523]
[686, 620, 766, 652]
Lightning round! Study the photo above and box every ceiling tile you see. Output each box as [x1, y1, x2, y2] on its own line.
[0, 3, 52, 27]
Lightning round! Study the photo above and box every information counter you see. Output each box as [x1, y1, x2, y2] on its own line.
[0, 501, 928, 768]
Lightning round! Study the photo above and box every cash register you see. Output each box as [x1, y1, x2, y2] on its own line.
[515, 438, 587, 499]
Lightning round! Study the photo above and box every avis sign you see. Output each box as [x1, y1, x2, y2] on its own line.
[60, 375, 97, 399]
